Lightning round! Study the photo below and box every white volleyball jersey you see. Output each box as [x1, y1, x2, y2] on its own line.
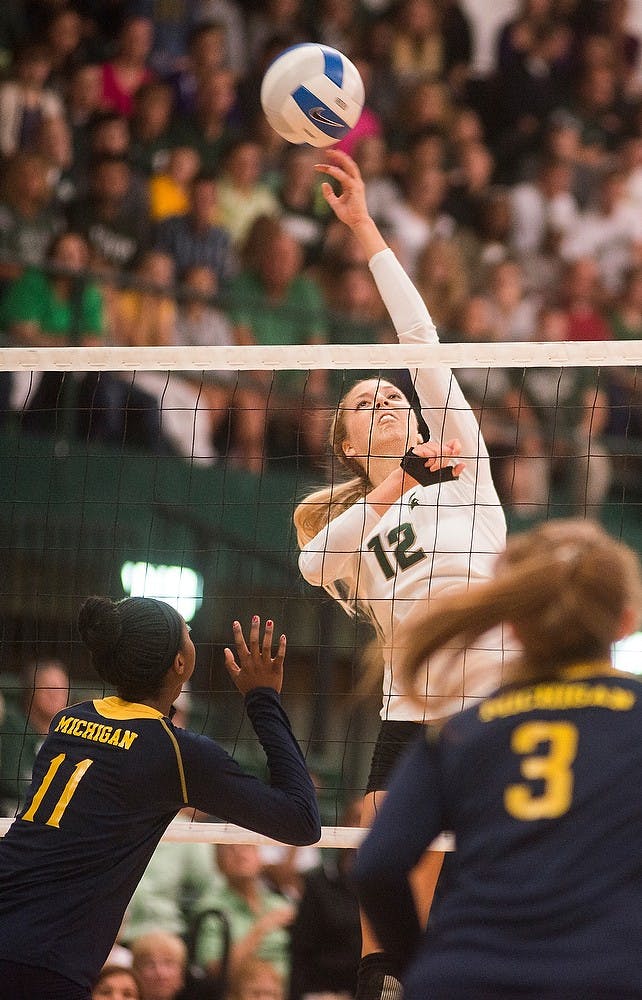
[299, 248, 511, 722]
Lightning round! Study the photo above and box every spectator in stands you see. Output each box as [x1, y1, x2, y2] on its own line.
[68, 154, 150, 271]
[100, 16, 156, 118]
[443, 138, 494, 231]
[356, 16, 401, 136]
[129, 81, 176, 178]
[0, 150, 65, 286]
[89, 112, 132, 162]
[194, 844, 295, 982]
[0, 40, 64, 160]
[216, 139, 279, 248]
[170, 21, 229, 116]
[383, 163, 455, 278]
[0, 228, 128, 441]
[170, 68, 240, 176]
[0, 4, 28, 71]
[466, 185, 513, 292]
[560, 168, 642, 297]
[0, 658, 69, 816]
[246, 0, 310, 65]
[173, 263, 240, 453]
[44, 7, 87, 96]
[93, 965, 142, 1000]
[288, 798, 363, 1000]
[608, 264, 642, 343]
[591, 0, 641, 99]
[227, 217, 328, 472]
[131, 930, 208, 1000]
[123, 840, 221, 946]
[604, 265, 642, 444]
[570, 60, 628, 158]
[509, 154, 578, 259]
[559, 256, 613, 342]
[226, 958, 284, 1000]
[36, 115, 77, 208]
[389, 0, 448, 85]
[65, 62, 104, 174]
[414, 237, 470, 333]
[486, 258, 539, 342]
[112, 250, 219, 465]
[620, 134, 642, 216]
[351, 134, 401, 234]
[195, 1, 249, 80]
[150, 147, 202, 223]
[155, 172, 236, 288]
[272, 144, 332, 266]
[314, 0, 362, 56]
[389, 79, 452, 163]
[536, 108, 599, 209]
[494, 5, 573, 181]
[507, 303, 612, 517]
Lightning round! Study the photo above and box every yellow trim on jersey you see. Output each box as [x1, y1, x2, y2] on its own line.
[560, 661, 621, 680]
[479, 670, 637, 723]
[93, 697, 164, 721]
[160, 717, 189, 805]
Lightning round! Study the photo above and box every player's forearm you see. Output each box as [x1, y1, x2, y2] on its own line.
[365, 466, 419, 516]
[369, 247, 438, 344]
[349, 216, 388, 259]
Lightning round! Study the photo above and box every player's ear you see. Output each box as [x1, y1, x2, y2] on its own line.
[174, 650, 187, 677]
[616, 605, 638, 642]
[342, 440, 356, 458]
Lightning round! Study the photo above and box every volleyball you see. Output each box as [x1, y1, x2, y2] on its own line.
[260, 43, 365, 148]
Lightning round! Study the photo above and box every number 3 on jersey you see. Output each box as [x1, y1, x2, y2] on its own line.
[504, 721, 579, 820]
[368, 523, 426, 580]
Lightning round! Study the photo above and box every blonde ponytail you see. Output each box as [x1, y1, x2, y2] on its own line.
[294, 477, 368, 548]
[402, 518, 642, 696]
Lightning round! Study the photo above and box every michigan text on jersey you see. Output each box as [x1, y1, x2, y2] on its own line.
[479, 682, 636, 722]
[54, 715, 139, 749]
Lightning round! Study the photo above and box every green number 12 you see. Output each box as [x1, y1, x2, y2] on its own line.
[367, 523, 426, 580]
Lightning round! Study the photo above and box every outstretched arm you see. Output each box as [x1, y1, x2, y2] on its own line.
[315, 150, 388, 259]
[317, 149, 494, 486]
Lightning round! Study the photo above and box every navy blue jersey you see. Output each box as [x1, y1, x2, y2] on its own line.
[0, 689, 320, 990]
[354, 665, 642, 999]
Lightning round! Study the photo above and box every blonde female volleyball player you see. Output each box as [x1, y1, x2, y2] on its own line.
[294, 149, 509, 1000]
[354, 518, 642, 1000]
[0, 599, 320, 999]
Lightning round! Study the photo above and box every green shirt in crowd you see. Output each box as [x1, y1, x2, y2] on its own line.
[1, 267, 104, 341]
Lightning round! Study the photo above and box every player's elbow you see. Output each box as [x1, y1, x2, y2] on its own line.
[282, 806, 322, 847]
[298, 550, 324, 587]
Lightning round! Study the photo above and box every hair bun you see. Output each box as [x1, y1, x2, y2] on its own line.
[78, 596, 122, 654]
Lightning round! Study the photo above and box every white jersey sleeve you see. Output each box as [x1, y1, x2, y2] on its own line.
[368, 248, 495, 499]
[298, 499, 380, 588]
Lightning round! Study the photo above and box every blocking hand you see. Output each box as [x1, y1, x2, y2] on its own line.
[224, 616, 286, 695]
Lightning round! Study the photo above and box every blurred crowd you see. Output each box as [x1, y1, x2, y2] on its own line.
[0, 0, 641, 503]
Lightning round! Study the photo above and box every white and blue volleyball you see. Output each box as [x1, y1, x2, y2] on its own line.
[260, 44, 365, 148]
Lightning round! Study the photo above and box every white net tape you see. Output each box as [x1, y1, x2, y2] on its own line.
[0, 816, 453, 850]
[1, 340, 641, 371]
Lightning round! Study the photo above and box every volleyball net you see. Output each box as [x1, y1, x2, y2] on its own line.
[0, 340, 640, 848]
